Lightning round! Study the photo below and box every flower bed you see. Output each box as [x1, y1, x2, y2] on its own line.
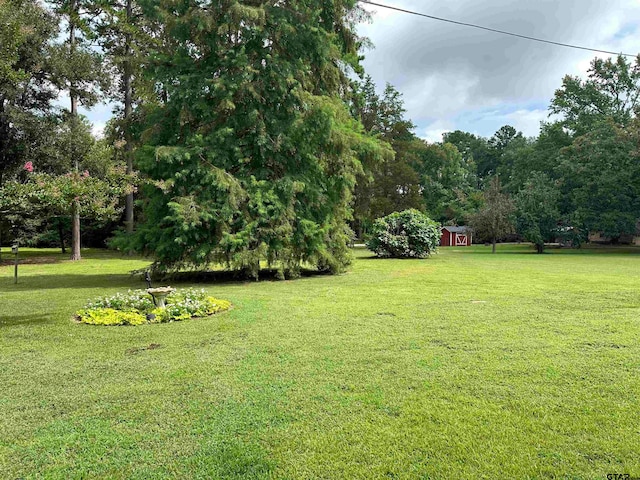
[75, 288, 231, 326]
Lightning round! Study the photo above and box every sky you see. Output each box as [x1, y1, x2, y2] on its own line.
[356, 0, 640, 142]
[80, 0, 640, 142]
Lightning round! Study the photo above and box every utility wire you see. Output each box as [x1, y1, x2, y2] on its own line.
[359, 0, 637, 58]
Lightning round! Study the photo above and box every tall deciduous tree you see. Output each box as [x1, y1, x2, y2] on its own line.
[467, 177, 514, 253]
[487, 125, 526, 189]
[0, 0, 58, 185]
[0, 0, 62, 256]
[561, 119, 640, 240]
[123, 0, 389, 277]
[549, 55, 640, 241]
[551, 55, 640, 135]
[48, 0, 107, 260]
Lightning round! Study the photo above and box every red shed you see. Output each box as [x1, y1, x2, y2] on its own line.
[440, 226, 472, 247]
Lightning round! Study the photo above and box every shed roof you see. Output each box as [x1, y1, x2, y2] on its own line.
[442, 225, 470, 233]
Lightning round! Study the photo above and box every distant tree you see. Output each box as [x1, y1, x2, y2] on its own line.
[351, 78, 422, 237]
[528, 122, 572, 180]
[561, 119, 640, 240]
[443, 130, 494, 184]
[489, 125, 521, 153]
[366, 141, 424, 224]
[551, 55, 640, 135]
[495, 135, 535, 193]
[414, 142, 476, 224]
[547, 55, 640, 243]
[486, 125, 527, 188]
[40, 135, 124, 252]
[467, 177, 514, 253]
[441, 125, 524, 189]
[515, 172, 561, 253]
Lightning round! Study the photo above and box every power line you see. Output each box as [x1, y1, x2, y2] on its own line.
[359, 0, 637, 58]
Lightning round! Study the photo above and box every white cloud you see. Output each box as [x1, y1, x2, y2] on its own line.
[419, 119, 455, 143]
[91, 121, 106, 139]
[502, 109, 560, 138]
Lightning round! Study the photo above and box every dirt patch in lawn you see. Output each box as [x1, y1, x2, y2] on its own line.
[0, 256, 61, 266]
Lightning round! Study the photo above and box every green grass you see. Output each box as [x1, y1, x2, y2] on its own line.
[1, 244, 639, 479]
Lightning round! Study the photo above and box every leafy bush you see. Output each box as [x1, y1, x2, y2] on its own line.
[366, 209, 440, 258]
[76, 288, 231, 326]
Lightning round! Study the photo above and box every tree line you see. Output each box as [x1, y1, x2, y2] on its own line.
[1, 0, 639, 274]
[351, 56, 640, 253]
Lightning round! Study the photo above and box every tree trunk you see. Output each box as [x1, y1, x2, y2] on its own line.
[353, 219, 363, 242]
[69, 1, 81, 261]
[536, 243, 544, 254]
[492, 237, 496, 253]
[123, 0, 134, 234]
[71, 203, 81, 260]
[58, 220, 66, 254]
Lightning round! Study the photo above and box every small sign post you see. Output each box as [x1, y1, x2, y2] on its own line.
[12, 243, 18, 284]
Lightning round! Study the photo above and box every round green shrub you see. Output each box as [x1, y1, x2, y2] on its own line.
[76, 288, 231, 326]
[366, 209, 441, 258]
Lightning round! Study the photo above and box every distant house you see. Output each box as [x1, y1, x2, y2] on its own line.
[440, 226, 472, 247]
[588, 231, 640, 245]
[588, 220, 640, 245]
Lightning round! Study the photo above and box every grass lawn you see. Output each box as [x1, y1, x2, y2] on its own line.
[1, 244, 639, 479]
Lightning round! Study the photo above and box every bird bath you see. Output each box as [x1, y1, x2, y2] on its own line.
[146, 286, 175, 308]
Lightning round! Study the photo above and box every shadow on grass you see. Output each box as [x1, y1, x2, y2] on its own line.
[0, 267, 332, 292]
[153, 267, 332, 284]
[357, 255, 424, 260]
[0, 313, 57, 326]
[0, 273, 144, 291]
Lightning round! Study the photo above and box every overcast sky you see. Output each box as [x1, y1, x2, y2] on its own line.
[81, 0, 640, 142]
[357, 0, 640, 142]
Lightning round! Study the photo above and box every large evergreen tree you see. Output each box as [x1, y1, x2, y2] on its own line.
[124, 0, 388, 277]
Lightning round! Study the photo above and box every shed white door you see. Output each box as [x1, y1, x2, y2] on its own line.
[455, 233, 468, 246]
